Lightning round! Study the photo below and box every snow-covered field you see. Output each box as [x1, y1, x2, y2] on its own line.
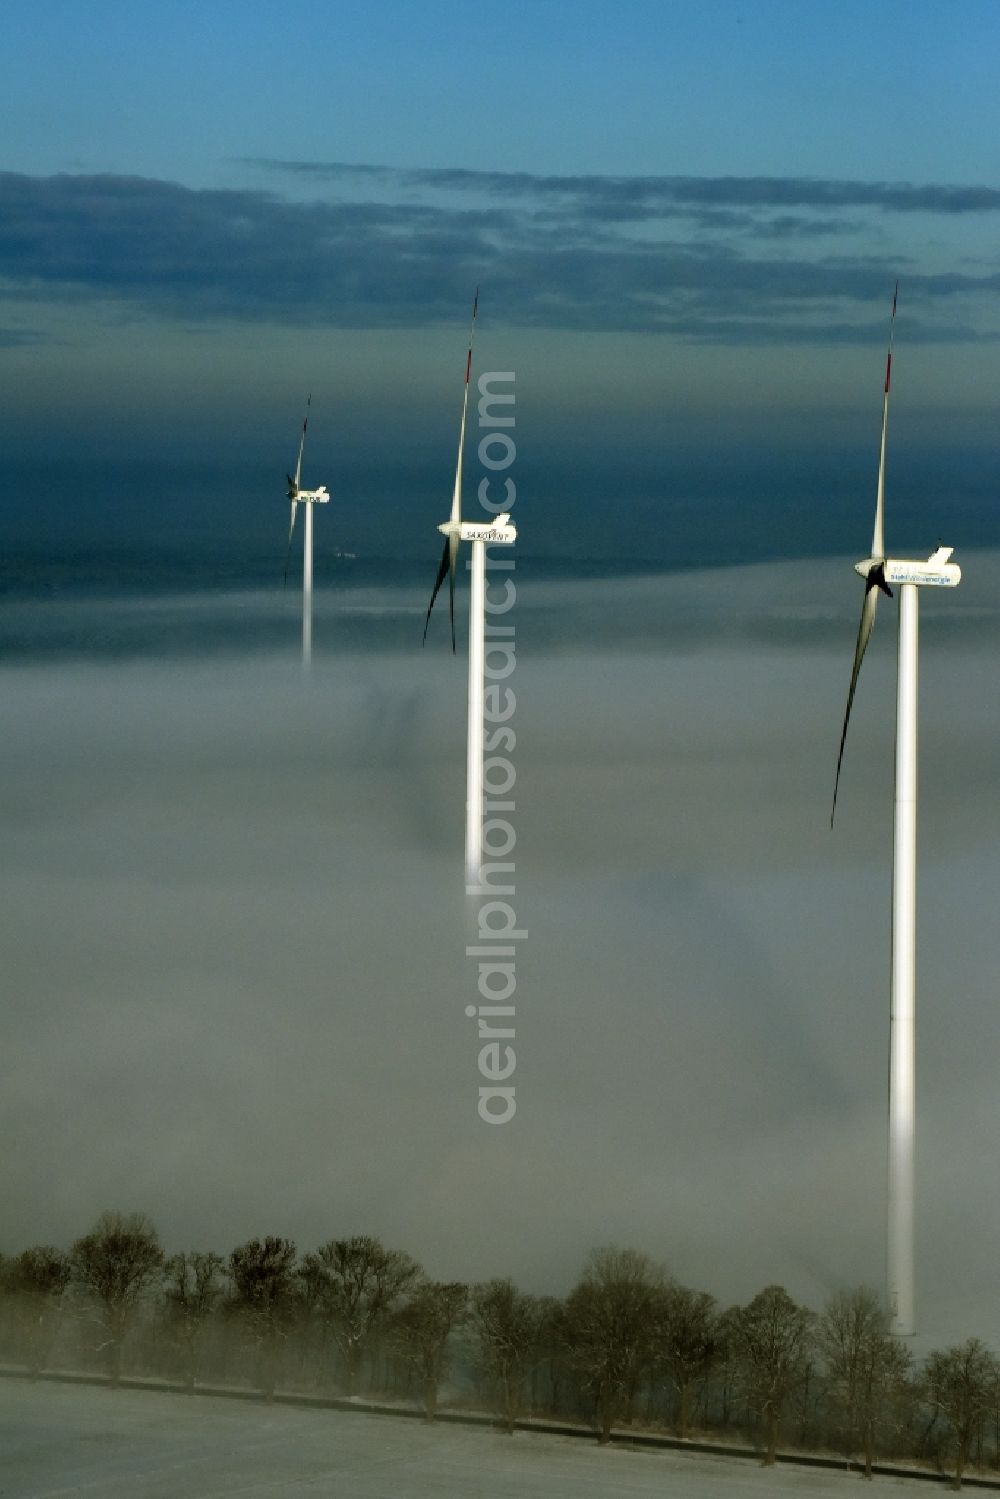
[2, 1380, 929, 1498]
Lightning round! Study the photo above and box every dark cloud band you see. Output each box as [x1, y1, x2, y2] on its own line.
[247, 159, 1000, 217]
[1, 168, 998, 341]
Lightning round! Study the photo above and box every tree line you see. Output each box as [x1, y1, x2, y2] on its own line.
[2, 1212, 998, 1490]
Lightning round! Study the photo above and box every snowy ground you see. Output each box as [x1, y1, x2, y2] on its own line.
[2, 1380, 935, 1498]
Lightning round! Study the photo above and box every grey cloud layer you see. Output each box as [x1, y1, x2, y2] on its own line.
[2, 166, 999, 340]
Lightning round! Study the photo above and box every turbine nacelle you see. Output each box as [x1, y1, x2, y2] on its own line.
[292, 486, 330, 505]
[854, 548, 959, 588]
[436, 512, 516, 545]
[883, 547, 960, 588]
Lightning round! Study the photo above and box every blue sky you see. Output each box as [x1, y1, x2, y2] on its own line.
[2, 1, 999, 558]
[5, 2, 1000, 185]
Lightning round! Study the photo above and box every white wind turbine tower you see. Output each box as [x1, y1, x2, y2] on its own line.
[831, 284, 961, 1336]
[284, 394, 330, 669]
[423, 290, 516, 883]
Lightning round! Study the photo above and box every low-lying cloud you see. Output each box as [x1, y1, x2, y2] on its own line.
[2, 558, 998, 1349]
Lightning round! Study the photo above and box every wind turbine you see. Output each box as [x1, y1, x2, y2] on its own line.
[831, 284, 961, 1336]
[284, 394, 330, 668]
[422, 290, 516, 882]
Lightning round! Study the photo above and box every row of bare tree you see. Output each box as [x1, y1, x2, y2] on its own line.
[2, 1215, 998, 1489]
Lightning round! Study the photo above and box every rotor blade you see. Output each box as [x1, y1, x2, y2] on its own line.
[422, 536, 453, 646]
[450, 288, 478, 526]
[283, 500, 298, 588]
[294, 394, 311, 490]
[830, 580, 880, 826]
[873, 282, 897, 559]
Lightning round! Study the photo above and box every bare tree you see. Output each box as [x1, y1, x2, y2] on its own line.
[530, 1296, 568, 1415]
[469, 1278, 547, 1433]
[391, 1280, 467, 1419]
[925, 1338, 1000, 1490]
[704, 1305, 741, 1429]
[293, 1253, 330, 1383]
[7, 1246, 71, 1376]
[162, 1251, 224, 1391]
[302, 1235, 420, 1394]
[656, 1283, 720, 1438]
[70, 1211, 163, 1385]
[562, 1247, 667, 1443]
[730, 1284, 814, 1465]
[818, 1286, 912, 1478]
[227, 1236, 298, 1399]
